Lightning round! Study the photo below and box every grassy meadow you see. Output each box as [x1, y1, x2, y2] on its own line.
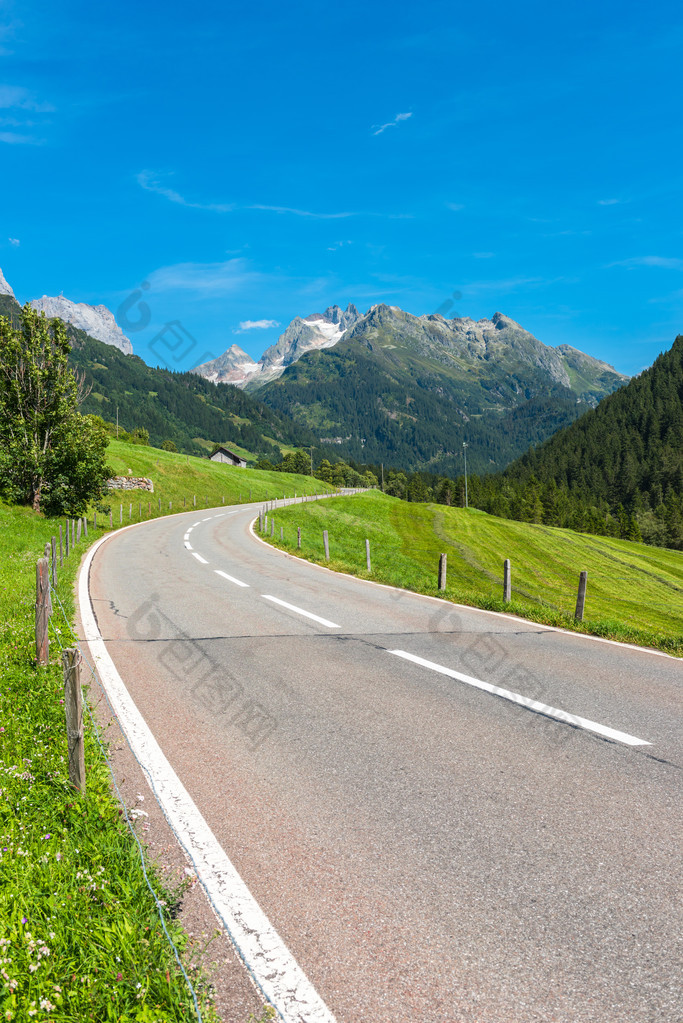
[263, 490, 683, 655]
[103, 438, 332, 516]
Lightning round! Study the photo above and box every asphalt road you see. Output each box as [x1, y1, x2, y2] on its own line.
[85, 498, 683, 1023]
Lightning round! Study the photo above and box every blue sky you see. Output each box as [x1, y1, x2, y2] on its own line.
[1, 0, 681, 376]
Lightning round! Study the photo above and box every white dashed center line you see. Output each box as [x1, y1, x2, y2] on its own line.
[184, 541, 193, 550]
[192, 552, 209, 564]
[215, 570, 249, 588]
[388, 650, 652, 747]
[192, 521, 201, 527]
[262, 595, 340, 629]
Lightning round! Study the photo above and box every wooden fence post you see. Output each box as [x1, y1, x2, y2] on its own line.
[35, 553, 50, 666]
[297, 526, 301, 550]
[183, 497, 186, 508]
[109, 510, 113, 529]
[71, 518, 76, 548]
[270, 518, 275, 537]
[323, 530, 330, 561]
[366, 539, 371, 572]
[76, 519, 82, 543]
[93, 510, 97, 530]
[193, 494, 196, 507]
[51, 536, 57, 586]
[575, 571, 588, 621]
[59, 523, 63, 567]
[503, 559, 511, 603]
[158, 497, 161, 512]
[169, 500, 172, 511]
[280, 526, 284, 541]
[438, 553, 447, 591]
[129, 502, 132, 520]
[62, 648, 85, 794]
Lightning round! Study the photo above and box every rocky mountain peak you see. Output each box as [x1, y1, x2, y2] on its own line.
[0, 267, 15, 298]
[30, 294, 133, 354]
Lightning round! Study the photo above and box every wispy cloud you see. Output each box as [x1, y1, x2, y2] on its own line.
[473, 251, 495, 259]
[136, 171, 235, 212]
[137, 171, 356, 219]
[249, 203, 354, 219]
[0, 85, 52, 144]
[0, 85, 54, 113]
[234, 319, 280, 332]
[8, 237, 19, 247]
[610, 256, 683, 270]
[446, 202, 464, 212]
[372, 111, 412, 136]
[598, 198, 628, 206]
[0, 130, 41, 145]
[146, 259, 262, 295]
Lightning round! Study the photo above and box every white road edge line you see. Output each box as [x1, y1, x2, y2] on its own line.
[262, 595, 340, 629]
[388, 650, 652, 747]
[78, 532, 337, 1023]
[192, 552, 208, 564]
[215, 569, 249, 588]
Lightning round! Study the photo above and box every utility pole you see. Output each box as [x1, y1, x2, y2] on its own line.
[463, 442, 469, 509]
[310, 446, 314, 475]
[381, 463, 384, 492]
[116, 406, 119, 438]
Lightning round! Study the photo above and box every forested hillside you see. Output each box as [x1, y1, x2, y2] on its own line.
[0, 294, 316, 460]
[464, 336, 683, 548]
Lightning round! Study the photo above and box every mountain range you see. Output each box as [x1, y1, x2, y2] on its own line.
[197, 302, 627, 474]
[0, 267, 630, 475]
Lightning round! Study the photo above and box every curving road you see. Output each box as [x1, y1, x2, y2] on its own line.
[82, 498, 683, 1023]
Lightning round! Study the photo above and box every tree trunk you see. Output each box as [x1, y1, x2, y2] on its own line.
[31, 482, 42, 514]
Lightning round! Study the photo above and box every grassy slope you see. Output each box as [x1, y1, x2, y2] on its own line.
[103, 438, 333, 511]
[264, 490, 683, 655]
[0, 502, 219, 1021]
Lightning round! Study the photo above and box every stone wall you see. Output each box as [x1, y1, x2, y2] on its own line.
[107, 476, 154, 493]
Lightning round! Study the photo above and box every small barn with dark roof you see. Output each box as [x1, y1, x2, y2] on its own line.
[209, 446, 247, 468]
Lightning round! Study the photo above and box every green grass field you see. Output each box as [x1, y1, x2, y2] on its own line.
[103, 438, 332, 516]
[264, 490, 683, 655]
[0, 500, 228, 1020]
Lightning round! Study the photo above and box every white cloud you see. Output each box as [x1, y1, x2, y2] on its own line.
[8, 237, 19, 246]
[597, 198, 623, 206]
[136, 171, 235, 212]
[137, 171, 356, 219]
[235, 319, 280, 332]
[0, 130, 40, 145]
[249, 203, 354, 219]
[146, 259, 261, 295]
[446, 202, 464, 212]
[372, 111, 413, 136]
[0, 85, 53, 113]
[611, 256, 683, 270]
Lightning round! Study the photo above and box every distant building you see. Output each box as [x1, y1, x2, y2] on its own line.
[210, 446, 247, 468]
